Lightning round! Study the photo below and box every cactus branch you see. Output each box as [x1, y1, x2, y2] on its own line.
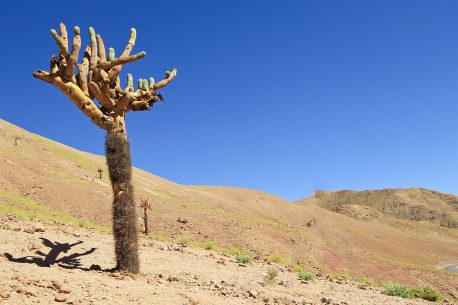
[99, 51, 146, 70]
[88, 27, 98, 82]
[64, 27, 81, 81]
[153, 68, 177, 90]
[96, 34, 107, 63]
[50, 29, 69, 58]
[32, 70, 112, 129]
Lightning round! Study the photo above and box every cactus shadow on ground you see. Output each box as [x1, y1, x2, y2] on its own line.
[3, 237, 104, 271]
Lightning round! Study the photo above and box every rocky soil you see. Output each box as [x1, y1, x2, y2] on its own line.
[0, 214, 450, 305]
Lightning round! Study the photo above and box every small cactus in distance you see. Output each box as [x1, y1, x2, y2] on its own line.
[139, 197, 152, 234]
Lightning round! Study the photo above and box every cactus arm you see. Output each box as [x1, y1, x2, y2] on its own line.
[32, 70, 112, 130]
[99, 51, 146, 70]
[107, 28, 137, 81]
[76, 46, 91, 96]
[50, 29, 69, 58]
[88, 27, 98, 82]
[64, 26, 81, 81]
[153, 68, 177, 90]
[88, 81, 115, 111]
[96, 35, 107, 63]
[126, 74, 134, 92]
[59, 23, 69, 54]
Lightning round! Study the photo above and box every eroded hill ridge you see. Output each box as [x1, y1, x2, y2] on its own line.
[298, 188, 458, 227]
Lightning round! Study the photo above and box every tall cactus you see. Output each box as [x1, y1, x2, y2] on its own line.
[33, 23, 177, 273]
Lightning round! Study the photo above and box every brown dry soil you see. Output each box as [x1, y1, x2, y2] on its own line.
[0, 215, 451, 305]
[0, 118, 457, 303]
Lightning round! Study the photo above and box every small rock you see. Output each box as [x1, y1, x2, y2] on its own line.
[167, 276, 179, 282]
[23, 228, 35, 234]
[55, 294, 67, 302]
[51, 280, 62, 290]
[13, 285, 28, 295]
[358, 284, 368, 290]
[321, 297, 331, 304]
[33, 222, 45, 232]
[177, 217, 188, 224]
[29, 243, 42, 251]
[59, 285, 71, 294]
[248, 290, 258, 298]
[0, 288, 10, 299]
[89, 264, 101, 271]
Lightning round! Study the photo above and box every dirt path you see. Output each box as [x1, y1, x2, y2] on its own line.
[0, 217, 449, 305]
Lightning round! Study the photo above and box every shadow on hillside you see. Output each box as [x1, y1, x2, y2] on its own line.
[4, 237, 107, 271]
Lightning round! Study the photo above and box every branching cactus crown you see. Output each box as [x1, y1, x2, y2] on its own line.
[33, 23, 177, 132]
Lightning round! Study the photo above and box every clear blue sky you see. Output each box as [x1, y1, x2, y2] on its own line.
[2, 0, 458, 200]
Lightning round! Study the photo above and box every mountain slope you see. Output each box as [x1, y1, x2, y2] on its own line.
[0, 118, 457, 297]
[297, 189, 458, 227]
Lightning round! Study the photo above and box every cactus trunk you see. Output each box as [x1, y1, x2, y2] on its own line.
[105, 116, 139, 273]
[144, 213, 149, 235]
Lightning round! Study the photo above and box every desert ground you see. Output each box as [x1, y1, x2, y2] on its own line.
[0, 214, 451, 305]
[0, 118, 457, 303]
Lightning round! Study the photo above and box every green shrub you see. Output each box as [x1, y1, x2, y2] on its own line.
[293, 263, 304, 273]
[176, 234, 191, 246]
[330, 272, 351, 280]
[298, 272, 313, 281]
[354, 276, 375, 286]
[382, 283, 442, 301]
[382, 282, 413, 298]
[264, 269, 278, 283]
[201, 242, 217, 250]
[152, 232, 166, 241]
[268, 254, 291, 265]
[410, 287, 441, 302]
[236, 254, 251, 264]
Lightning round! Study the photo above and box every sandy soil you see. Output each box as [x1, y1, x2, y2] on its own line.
[0, 215, 451, 305]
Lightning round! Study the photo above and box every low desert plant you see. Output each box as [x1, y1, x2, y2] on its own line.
[268, 254, 291, 265]
[293, 263, 304, 273]
[151, 232, 167, 241]
[264, 269, 278, 284]
[330, 272, 351, 280]
[410, 286, 442, 302]
[382, 282, 413, 298]
[2, 223, 11, 230]
[201, 242, 217, 250]
[298, 271, 313, 281]
[176, 234, 191, 246]
[382, 282, 442, 301]
[236, 254, 251, 264]
[354, 276, 375, 286]
[223, 247, 242, 256]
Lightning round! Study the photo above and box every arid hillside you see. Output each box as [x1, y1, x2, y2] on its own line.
[0, 118, 457, 299]
[297, 189, 458, 227]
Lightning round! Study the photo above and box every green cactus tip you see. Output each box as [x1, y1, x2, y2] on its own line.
[142, 79, 148, 91]
[149, 77, 155, 88]
[129, 28, 137, 45]
[88, 27, 95, 38]
[108, 48, 115, 61]
[74, 26, 80, 35]
[127, 74, 133, 87]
